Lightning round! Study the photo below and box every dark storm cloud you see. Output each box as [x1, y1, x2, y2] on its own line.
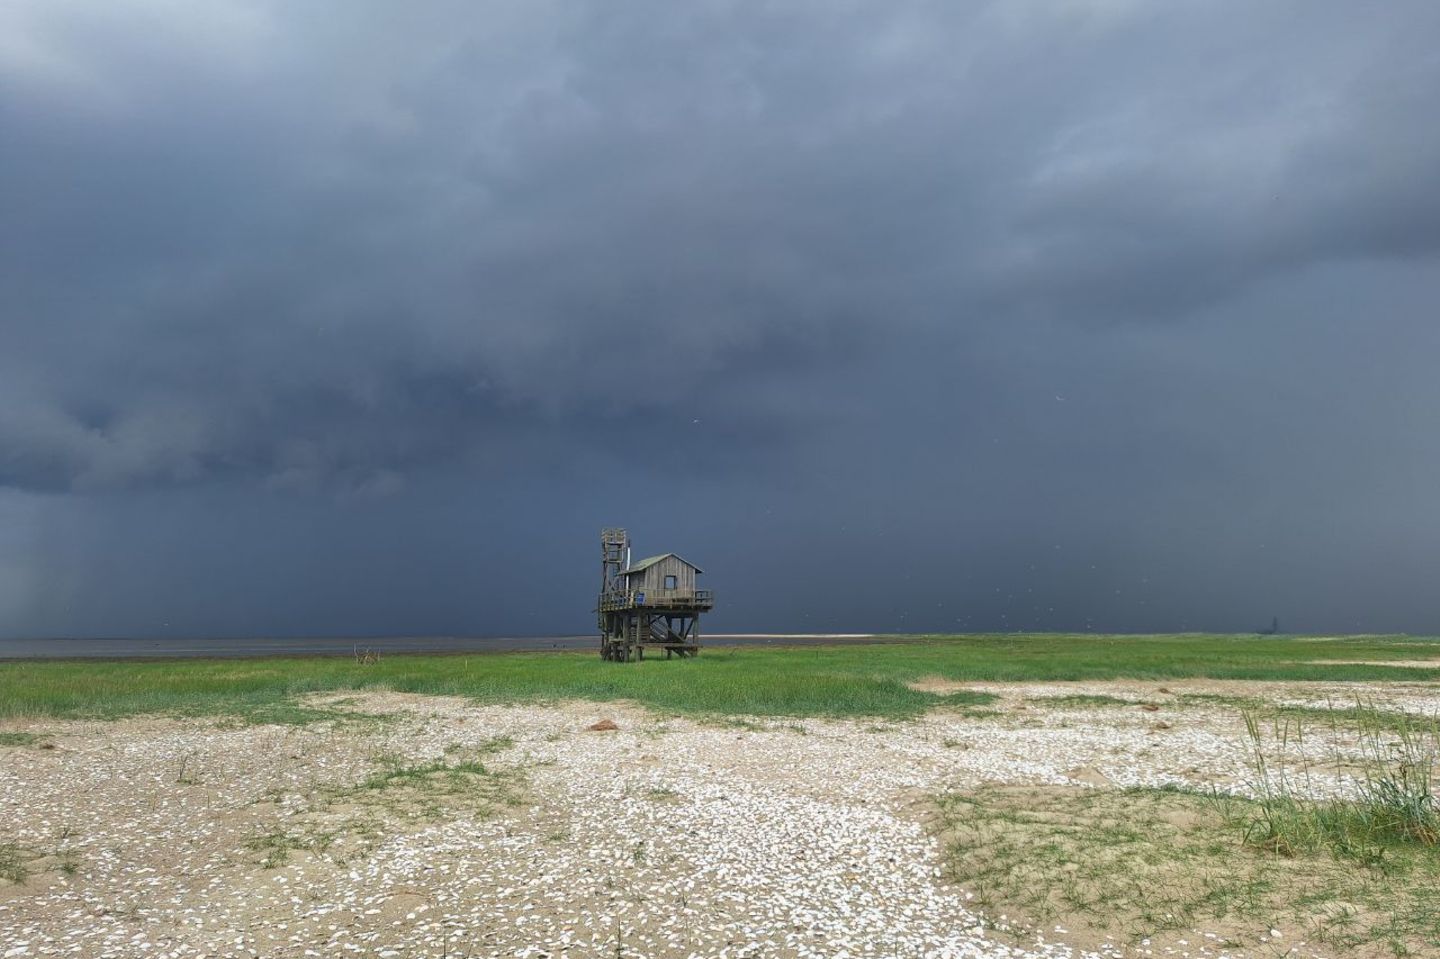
[2, 1, 1439, 635]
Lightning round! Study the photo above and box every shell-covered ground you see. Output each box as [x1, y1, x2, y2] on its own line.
[2, 678, 1438, 959]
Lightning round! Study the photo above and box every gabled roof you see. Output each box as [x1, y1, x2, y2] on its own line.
[621, 552, 704, 575]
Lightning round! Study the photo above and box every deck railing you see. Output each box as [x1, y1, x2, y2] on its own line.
[598, 588, 714, 611]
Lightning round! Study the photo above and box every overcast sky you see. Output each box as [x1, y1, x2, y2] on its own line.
[3, 0, 1439, 638]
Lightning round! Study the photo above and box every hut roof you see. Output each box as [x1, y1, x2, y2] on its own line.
[622, 553, 704, 575]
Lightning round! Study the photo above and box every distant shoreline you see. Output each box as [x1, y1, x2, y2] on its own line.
[0, 633, 883, 661]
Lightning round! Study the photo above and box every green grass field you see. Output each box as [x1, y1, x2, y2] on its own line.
[1, 633, 1437, 723]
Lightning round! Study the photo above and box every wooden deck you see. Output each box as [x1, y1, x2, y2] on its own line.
[597, 588, 714, 613]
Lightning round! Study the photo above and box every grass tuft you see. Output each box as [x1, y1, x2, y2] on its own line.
[0, 843, 27, 884]
[1239, 707, 1440, 865]
[1033, 694, 1137, 708]
[244, 829, 336, 870]
[0, 731, 44, 747]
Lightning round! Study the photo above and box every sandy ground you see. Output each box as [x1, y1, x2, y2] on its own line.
[2, 679, 1439, 959]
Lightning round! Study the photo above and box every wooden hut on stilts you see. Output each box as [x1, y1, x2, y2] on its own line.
[596, 528, 714, 662]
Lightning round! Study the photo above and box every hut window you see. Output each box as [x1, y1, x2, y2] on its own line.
[664, 575, 678, 589]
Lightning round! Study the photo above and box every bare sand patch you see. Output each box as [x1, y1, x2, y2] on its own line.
[907, 674, 976, 694]
[968, 676, 1440, 708]
[1303, 659, 1440, 669]
[1292, 635, 1393, 642]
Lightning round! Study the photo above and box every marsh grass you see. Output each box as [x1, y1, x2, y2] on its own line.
[3, 634, 1436, 723]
